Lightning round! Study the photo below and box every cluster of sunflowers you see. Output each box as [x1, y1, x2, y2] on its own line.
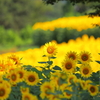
[0, 42, 100, 100]
[32, 15, 100, 31]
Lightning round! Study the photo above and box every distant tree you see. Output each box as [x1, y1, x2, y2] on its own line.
[0, 0, 64, 30]
[42, 0, 100, 16]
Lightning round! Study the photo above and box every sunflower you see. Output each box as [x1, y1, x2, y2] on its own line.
[40, 82, 55, 99]
[8, 54, 22, 66]
[22, 92, 38, 100]
[67, 74, 78, 85]
[24, 71, 39, 86]
[16, 67, 26, 82]
[65, 51, 79, 61]
[0, 84, 11, 100]
[62, 59, 76, 73]
[88, 85, 98, 96]
[6, 69, 20, 85]
[44, 42, 57, 57]
[0, 60, 7, 74]
[79, 79, 87, 90]
[63, 86, 73, 99]
[20, 86, 30, 94]
[79, 51, 92, 63]
[80, 63, 92, 78]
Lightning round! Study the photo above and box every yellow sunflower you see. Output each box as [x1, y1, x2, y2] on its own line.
[79, 51, 92, 63]
[0, 60, 7, 74]
[22, 92, 38, 100]
[44, 42, 57, 57]
[0, 84, 11, 100]
[67, 74, 78, 85]
[16, 67, 26, 82]
[88, 85, 98, 96]
[8, 54, 22, 66]
[80, 63, 92, 78]
[40, 82, 55, 99]
[6, 69, 20, 86]
[79, 79, 87, 90]
[62, 59, 76, 73]
[20, 86, 30, 94]
[24, 71, 39, 86]
[65, 51, 79, 61]
[63, 86, 73, 99]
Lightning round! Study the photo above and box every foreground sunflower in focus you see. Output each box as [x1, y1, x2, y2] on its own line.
[44, 42, 57, 57]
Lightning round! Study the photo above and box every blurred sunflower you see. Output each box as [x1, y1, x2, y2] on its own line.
[67, 74, 78, 85]
[40, 82, 55, 99]
[6, 69, 20, 86]
[44, 42, 57, 57]
[20, 86, 30, 94]
[65, 51, 79, 61]
[62, 59, 76, 73]
[63, 86, 73, 99]
[22, 92, 37, 100]
[88, 85, 98, 96]
[0, 84, 11, 100]
[79, 51, 92, 63]
[79, 79, 87, 90]
[0, 60, 7, 75]
[8, 54, 22, 66]
[80, 63, 92, 78]
[16, 67, 26, 82]
[24, 71, 39, 86]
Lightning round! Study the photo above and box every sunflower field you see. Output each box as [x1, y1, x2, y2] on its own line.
[0, 33, 100, 100]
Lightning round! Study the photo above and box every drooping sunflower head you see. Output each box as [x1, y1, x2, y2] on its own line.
[62, 59, 76, 73]
[24, 71, 39, 86]
[65, 51, 79, 61]
[20, 86, 30, 94]
[44, 42, 57, 57]
[67, 74, 78, 85]
[88, 85, 99, 96]
[79, 51, 92, 63]
[80, 63, 92, 78]
[40, 81, 55, 99]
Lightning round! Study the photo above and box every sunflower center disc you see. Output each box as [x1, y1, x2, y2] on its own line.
[0, 89, 5, 96]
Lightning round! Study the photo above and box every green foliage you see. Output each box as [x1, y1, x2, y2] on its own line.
[0, 0, 64, 30]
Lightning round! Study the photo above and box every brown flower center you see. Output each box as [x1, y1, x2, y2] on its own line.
[11, 74, 17, 81]
[83, 68, 89, 75]
[81, 54, 88, 61]
[24, 96, 30, 100]
[90, 86, 95, 93]
[19, 72, 23, 78]
[0, 88, 5, 96]
[65, 62, 72, 70]
[69, 54, 76, 60]
[28, 75, 35, 82]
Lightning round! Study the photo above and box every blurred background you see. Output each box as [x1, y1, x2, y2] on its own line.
[0, 0, 100, 54]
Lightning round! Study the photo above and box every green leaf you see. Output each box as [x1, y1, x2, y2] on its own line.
[42, 55, 46, 57]
[77, 60, 82, 64]
[64, 90, 74, 94]
[31, 67, 45, 79]
[38, 61, 47, 64]
[50, 56, 56, 59]
[53, 66, 62, 70]
[95, 60, 100, 64]
[47, 61, 53, 65]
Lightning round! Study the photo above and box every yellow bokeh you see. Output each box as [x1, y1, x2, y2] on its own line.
[32, 16, 100, 31]
[0, 34, 100, 72]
